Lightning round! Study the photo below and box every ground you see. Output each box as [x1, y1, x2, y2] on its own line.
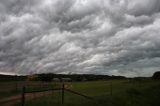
[0, 80, 160, 106]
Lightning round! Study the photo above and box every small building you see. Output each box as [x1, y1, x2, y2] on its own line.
[61, 78, 72, 82]
[52, 78, 60, 82]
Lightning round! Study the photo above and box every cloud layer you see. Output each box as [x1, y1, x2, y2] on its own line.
[1, 0, 160, 77]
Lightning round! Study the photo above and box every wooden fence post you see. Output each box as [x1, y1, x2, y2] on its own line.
[110, 82, 112, 96]
[22, 86, 25, 106]
[62, 83, 64, 104]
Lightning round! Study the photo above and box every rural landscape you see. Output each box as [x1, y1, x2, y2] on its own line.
[1, 0, 160, 106]
[0, 72, 160, 106]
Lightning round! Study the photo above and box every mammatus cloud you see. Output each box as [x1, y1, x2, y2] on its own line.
[0, 0, 160, 77]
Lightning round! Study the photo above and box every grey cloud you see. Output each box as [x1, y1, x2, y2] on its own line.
[127, 0, 160, 16]
[0, 0, 160, 77]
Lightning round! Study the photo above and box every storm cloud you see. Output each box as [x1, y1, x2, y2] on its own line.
[0, 0, 160, 77]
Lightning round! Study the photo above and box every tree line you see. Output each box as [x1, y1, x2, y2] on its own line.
[0, 71, 160, 82]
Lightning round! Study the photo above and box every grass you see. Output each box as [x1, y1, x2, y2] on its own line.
[12, 80, 160, 106]
[0, 81, 60, 99]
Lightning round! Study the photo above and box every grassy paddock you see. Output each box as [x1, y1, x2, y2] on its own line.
[14, 80, 160, 106]
[0, 81, 60, 99]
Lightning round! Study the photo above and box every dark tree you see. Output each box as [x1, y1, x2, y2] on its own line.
[38, 73, 54, 82]
[152, 71, 160, 80]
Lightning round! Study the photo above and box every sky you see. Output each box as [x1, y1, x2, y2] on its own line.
[0, 0, 160, 77]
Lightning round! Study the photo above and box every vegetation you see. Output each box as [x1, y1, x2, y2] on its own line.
[0, 81, 59, 99]
[0, 73, 126, 82]
[152, 71, 160, 80]
[1, 72, 160, 106]
[0, 75, 26, 82]
[13, 80, 160, 106]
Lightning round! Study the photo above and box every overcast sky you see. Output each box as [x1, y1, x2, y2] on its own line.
[0, 0, 160, 77]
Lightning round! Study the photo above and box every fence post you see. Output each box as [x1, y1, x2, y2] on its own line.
[22, 86, 25, 106]
[62, 83, 64, 104]
[110, 81, 112, 96]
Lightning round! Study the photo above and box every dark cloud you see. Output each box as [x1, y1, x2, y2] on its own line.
[127, 0, 160, 16]
[0, 0, 160, 77]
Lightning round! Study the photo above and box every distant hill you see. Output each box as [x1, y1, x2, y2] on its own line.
[0, 73, 127, 82]
[27, 73, 127, 82]
[0, 74, 26, 82]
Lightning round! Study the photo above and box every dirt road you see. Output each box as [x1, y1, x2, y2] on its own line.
[0, 91, 54, 106]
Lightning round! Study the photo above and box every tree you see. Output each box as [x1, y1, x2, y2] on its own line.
[152, 71, 160, 80]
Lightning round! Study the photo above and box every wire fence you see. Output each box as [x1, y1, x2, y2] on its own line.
[1, 80, 153, 106]
[21, 83, 94, 106]
[0, 83, 94, 106]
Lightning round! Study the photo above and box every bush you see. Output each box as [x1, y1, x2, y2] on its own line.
[152, 71, 160, 80]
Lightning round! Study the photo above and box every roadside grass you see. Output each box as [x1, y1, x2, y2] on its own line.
[0, 81, 60, 99]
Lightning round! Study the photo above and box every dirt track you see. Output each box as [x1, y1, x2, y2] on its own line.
[0, 91, 54, 106]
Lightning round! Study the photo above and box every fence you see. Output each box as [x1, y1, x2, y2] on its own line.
[21, 83, 93, 106]
[1, 80, 157, 106]
[0, 81, 114, 106]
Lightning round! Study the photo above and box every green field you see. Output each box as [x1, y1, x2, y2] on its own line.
[8, 80, 160, 106]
